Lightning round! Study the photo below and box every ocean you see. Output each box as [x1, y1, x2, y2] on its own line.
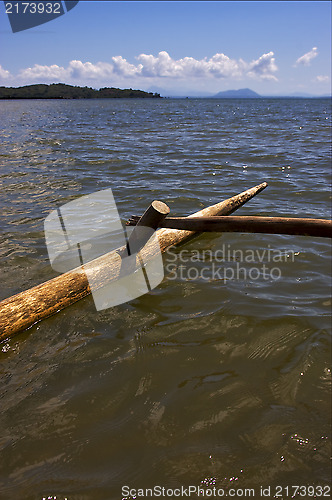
[0, 97, 331, 499]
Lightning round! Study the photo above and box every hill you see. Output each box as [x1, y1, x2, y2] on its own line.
[213, 88, 261, 98]
[0, 83, 161, 99]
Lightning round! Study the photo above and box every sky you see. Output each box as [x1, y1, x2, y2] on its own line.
[0, 1, 331, 96]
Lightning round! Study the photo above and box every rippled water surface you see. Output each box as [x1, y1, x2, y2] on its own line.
[0, 98, 331, 500]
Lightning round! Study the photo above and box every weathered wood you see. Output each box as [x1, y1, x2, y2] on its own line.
[119, 200, 170, 277]
[123, 200, 170, 256]
[155, 181, 268, 252]
[0, 182, 267, 341]
[128, 215, 332, 238]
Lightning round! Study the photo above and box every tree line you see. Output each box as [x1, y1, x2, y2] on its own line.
[0, 83, 162, 99]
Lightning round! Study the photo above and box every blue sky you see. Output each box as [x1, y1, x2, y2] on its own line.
[0, 1, 331, 95]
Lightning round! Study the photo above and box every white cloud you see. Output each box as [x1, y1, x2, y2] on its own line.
[112, 56, 140, 77]
[18, 60, 114, 81]
[134, 51, 277, 80]
[68, 60, 113, 79]
[137, 51, 184, 77]
[314, 75, 329, 83]
[133, 51, 246, 79]
[295, 47, 318, 66]
[247, 52, 278, 80]
[15, 50, 278, 84]
[0, 64, 11, 80]
[19, 63, 68, 80]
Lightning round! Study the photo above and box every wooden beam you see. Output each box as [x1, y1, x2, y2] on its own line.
[127, 215, 332, 238]
[0, 182, 267, 341]
[122, 200, 170, 256]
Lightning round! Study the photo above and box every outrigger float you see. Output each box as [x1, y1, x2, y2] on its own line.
[0, 181, 331, 341]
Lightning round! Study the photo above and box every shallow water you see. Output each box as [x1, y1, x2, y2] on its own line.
[0, 98, 331, 500]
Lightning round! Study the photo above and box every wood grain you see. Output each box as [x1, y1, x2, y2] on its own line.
[0, 182, 267, 341]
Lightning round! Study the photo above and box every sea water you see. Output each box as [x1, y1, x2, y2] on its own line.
[0, 98, 331, 499]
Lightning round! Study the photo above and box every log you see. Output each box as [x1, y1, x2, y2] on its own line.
[0, 182, 267, 341]
[122, 200, 170, 257]
[128, 215, 332, 239]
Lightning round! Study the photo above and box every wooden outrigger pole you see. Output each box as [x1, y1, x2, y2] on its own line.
[0, 182, 267, 341]
[128, 215, 332, 239]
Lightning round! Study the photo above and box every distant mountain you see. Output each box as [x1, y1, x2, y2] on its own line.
[213, 88, 261, 98]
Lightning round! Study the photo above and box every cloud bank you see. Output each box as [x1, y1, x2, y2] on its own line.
[7, 50, 278, 84]
[295, 47, 318, 67]
[0, 64, 11, 79]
